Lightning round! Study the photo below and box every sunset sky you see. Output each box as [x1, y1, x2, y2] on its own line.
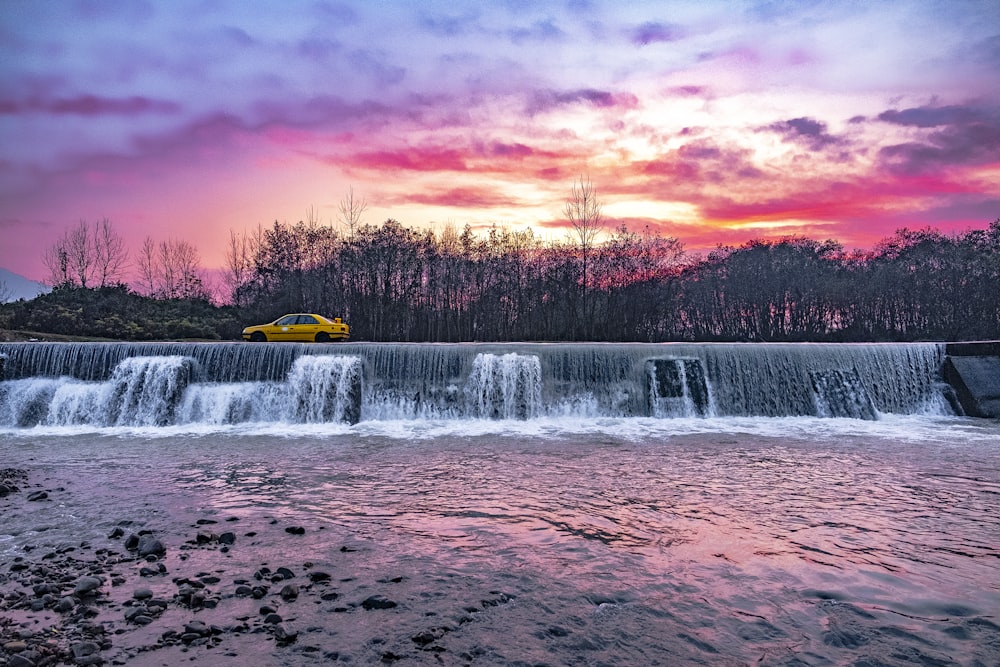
[2, 0, 998, 282]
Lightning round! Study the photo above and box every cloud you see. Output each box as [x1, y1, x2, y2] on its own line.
[526, 88, 638, 114]
[763, 117, 842, 151]
[0, 95, 181, 116]
[399, 186, 523, 208]
[349, 147, 469, 172]
[877, 103, 1000, 174]
[630, 21, 683, 46]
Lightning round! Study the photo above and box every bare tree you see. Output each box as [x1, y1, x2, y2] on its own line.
[65, 221, 93, 287]
[564, 175, 604, 337]
[92, 218, 129, 287]
[135, 237, 208, 300]
[338, 186, 367, 239]
[136, 236, 158, 296]
[224, 229, 256, 307]
[0, 279, 11, 303]
[41, 218, 128, 288]
[42, 242, 71, 287]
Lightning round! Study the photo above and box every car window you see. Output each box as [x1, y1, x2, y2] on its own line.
[298, 315, 319, 325]
[276, 316, 297, 326]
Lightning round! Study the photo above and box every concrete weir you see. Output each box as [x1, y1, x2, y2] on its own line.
[944, 341, 1000, 418]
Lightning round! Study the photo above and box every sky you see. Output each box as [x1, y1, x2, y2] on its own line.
[1, 0, 999, 282]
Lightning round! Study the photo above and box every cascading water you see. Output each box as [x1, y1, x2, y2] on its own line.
[646, 358, 714, 418]
[465, 353, 542, 419]
[0, 341, 958, 429]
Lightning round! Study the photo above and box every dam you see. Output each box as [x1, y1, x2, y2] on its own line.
[0, 342, 960, 428]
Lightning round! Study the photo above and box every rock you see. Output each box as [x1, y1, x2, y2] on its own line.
[196, 519, 218, 525]
[284, 526, 305, 535]
[56, 596, 75, 612]
[259, 604, 277, 615]
[273, 623, 298, 644]
[263, 613, 283, 625]
[70, 641, 101, 658]
[275, 566, 295, 580]
[133, 587, 153, 600]
[308, 571, 331, 583]
[4, 640, 28, 652]
[9, 654, 37, 667]
[124, 606, 148, 622]
[27, 491, 48, 501]
[235, 584, 253, 596]
[196, 531, 215, 544]
[107, 527, 124, 539]
[123, 534, 140, 550]
[137, 536, 165, 557]
[280, 584, 299, 601]
[74, 576, 103, 596]
[218, 531, 236, 545]
[184, 620, 209, 635]
[361, 595, 398, 610]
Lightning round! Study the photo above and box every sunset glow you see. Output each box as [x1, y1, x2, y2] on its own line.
[1, 0, 998, 281]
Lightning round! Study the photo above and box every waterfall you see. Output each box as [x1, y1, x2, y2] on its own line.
[0, 341, 957, 428]
[465, 353, 542, 419]
[809, 369, 877, 420]
[287, 355, 363, 424]
[646, 358, 714, 418]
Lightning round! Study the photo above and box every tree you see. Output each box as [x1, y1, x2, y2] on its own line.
[42, 218, 128, 288]
[564, 175, 604, 338]
[338, 186, 368, 239]
[0, 279, 11, 303]
[136, 237, 209, 300]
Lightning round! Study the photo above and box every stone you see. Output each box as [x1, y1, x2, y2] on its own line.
[308, 571, 331, 582]
[235, 585, 253, 596]
[361, 595, 398, 610]
[56, 596, 75, 612]
[218, 531, 236, 545]
[275, 566, 295, 580]
[74, 576, 103, 596]
[27, 491, 48, 501]
[273, 624, 298, 644]
[8, 654, 37, 667]
[70, 641, 100, 658]
[284, 526, 305, 535]
[263, 613, 283, 625]
[123, 534, 139, 550]
[133, 587, 153, 600]
[184, 621, 209, 636]
[280, 584, 299, 601]
[137, 536, 165, 557]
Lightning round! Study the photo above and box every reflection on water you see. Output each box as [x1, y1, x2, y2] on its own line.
[3, 419, 1000, 665]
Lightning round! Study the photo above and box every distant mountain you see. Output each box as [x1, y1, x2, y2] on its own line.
[0, 268, 50, 303]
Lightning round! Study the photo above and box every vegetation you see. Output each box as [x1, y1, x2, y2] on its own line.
[4, 182, 998, 343]
[217, 218, 999, 342]
[0, 285, 241, 341]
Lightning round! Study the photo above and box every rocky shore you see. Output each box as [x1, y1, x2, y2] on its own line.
[0, 468, 516, 666]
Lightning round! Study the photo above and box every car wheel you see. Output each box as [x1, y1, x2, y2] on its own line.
[250, 332, 266, 342]
[315, 332, 331, 343]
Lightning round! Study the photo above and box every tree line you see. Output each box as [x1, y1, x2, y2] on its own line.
[4, 181, 998, 342]
[221, 217, 999, 342]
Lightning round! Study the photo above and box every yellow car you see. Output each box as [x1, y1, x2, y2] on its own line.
[242, 313, 350, 342]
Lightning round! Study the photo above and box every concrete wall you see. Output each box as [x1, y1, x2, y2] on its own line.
[943, 341, 1000, 418]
